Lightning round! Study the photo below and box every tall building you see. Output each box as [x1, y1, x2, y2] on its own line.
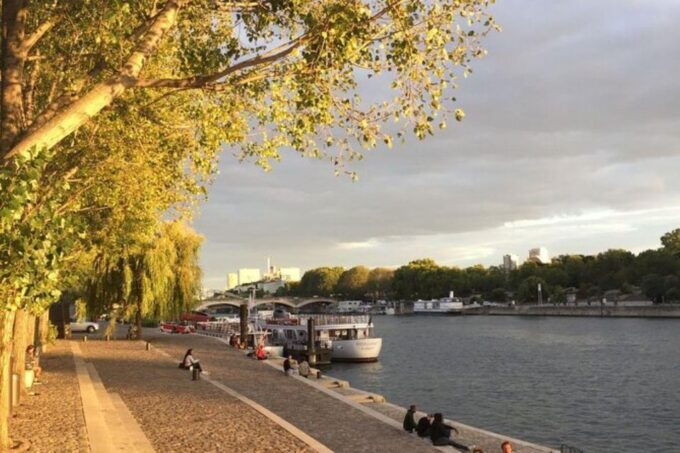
[502, 254, 519, 271]
[527, 247, 550, 264]
[226, 273, 238, 290]
[279, 267, 301, 282]
[238, 268, 261, 285]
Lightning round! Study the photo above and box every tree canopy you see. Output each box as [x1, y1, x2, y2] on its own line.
[288, 229, 680, 304]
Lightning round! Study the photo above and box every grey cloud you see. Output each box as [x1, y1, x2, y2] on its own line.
[195, 0, 680, 288]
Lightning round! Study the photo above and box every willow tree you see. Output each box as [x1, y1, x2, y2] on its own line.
[85, 221, 202, 339]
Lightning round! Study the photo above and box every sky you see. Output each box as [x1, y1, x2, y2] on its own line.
[194, 0, 680, 289]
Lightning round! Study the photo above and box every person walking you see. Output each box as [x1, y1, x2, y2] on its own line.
[403, 405, 417, 433]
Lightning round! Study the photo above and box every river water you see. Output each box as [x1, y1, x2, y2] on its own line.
[325, 316, 680, 453]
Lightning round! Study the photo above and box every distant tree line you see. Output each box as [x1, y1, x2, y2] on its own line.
[280, 229, 680, 304]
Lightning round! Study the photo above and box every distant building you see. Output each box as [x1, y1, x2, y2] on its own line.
[527, 247, 550, 264]
[502, 254, 519, 271]
[279, 267, 301, 282]
[238, 268, 261, 285]
[226, 273, 238, 290]
[262, 258, 301, 282]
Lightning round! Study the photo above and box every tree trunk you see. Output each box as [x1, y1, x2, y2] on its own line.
[11, 309, 29, 399]
[36, 310, 49, 352]
[0, 0, 28, 154]
[0, 309, 17, 451]
[26, 313, 36, 349]
[134, 303, 143, 340]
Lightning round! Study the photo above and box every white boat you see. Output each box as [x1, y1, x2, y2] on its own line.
[259, 313, 382, 362]
[413, 292, 463, 315]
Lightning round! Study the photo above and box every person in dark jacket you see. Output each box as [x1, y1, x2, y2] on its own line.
[430, 413, 472, 451]
[283, 355, 292, 375]
[416, 414, 433, 437]
[403, 405, 417, 432]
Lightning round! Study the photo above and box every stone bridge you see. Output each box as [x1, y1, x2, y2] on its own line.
[196, 297, 339, 312]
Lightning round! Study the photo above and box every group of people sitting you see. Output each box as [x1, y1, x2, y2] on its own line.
[403, 405, 514, 453]
[282, 355, 311, 378]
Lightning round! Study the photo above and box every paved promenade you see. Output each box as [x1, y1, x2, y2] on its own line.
[10, 331, 555, 452]
[141, 329, 437, 453]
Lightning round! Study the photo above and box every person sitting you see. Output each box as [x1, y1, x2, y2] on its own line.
[430, 413, 471, 451]
[25, 345, 43, 383]
[298, 359, 310, 378]
[283, 355, 292, 375]
[180, 349, 203, 373]
[416, 414, 433, 438]
[501, 441, 513, 453]
[255, 344, 267, 360]
[403, 405, 417, 433]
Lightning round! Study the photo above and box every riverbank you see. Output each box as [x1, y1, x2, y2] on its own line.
[11, 329, 557, 452]
[462, 304, 680, 318]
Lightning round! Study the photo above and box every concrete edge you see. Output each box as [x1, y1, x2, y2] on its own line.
[149, 339, 332, 453]
[381, 402, 558, 453]
[70, 342, 115, 453]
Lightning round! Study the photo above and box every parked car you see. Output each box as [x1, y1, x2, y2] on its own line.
[70, 319, 100, 333]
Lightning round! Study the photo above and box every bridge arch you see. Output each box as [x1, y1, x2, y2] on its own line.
[296, 298, 338, 308]
[251, 299, 296, 308]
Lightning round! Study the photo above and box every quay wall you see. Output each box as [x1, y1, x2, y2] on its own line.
[463, 304, 680, 318]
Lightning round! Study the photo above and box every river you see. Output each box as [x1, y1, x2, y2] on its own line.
[325, 316, 680, 453]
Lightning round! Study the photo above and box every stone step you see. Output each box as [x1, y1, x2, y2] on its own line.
[346, 392, 386, 404]
[319, 378, 349, 388]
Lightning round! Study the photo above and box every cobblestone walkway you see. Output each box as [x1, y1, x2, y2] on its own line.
[144, 330, 438, 453]
[9, 340, 88, 452]
[79, 339, 313, 452]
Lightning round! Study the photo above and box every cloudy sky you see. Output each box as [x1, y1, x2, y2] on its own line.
[194, 0, 680, 289]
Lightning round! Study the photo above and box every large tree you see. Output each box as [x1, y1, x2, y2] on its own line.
[336, 265, 370, 298]
[1, 1, 497, 447]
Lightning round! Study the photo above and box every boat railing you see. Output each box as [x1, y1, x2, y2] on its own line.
[196, 320, 239, 337]
[296, 314, 372, 326]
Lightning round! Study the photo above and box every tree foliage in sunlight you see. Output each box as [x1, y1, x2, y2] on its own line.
[84, 222, 203, 336]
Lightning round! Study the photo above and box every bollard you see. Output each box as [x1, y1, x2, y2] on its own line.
[82, 336, 87, 342]
[105, 334, 111, 341]
[11, 374, 20, 408]
[316, 370, 322, 379]
[145, 342, 151, 351]
[192, 368, 200, 381]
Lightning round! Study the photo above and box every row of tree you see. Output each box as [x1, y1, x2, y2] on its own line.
[283, 229, 680, 304]
[0, 0, 496, 447]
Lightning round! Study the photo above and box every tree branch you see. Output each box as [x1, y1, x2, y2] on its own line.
[133, 34, 305, 89]
[4, 0, 185, 160]
[20, 19, 55, 54]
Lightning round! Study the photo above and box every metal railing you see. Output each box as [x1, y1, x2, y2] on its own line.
[297, 314, 372, 326]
